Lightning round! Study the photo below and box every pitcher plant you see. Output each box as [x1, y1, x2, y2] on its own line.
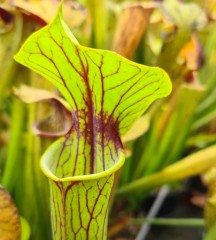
[14, 1, 172, 239]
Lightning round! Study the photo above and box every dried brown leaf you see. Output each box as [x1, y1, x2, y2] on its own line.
[112, 3, 155, 59]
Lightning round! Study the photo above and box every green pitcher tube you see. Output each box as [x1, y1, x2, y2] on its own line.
[41, 139, 125, 240]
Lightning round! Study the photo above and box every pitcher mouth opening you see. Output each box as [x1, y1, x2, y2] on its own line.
[40, 138, 125, 182]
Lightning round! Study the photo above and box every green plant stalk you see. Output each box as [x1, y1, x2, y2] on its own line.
[131, 99, 173, 180]
[14, 102, 51, 240]
[119, 154, 132, 186]
[86, 0, 107, 48]
[117, 144, 216, 195]
[131, 115, 159, 180]
[25, 104, 51, 240]
[132, 218, 204, 227]
[15, 102, 37, 232]
[159, 85, 204, 168]
[2, 98, 25, 192]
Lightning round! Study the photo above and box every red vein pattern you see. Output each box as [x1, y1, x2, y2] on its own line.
[50, 174, 113, 239]
[15, 10, 171, 177]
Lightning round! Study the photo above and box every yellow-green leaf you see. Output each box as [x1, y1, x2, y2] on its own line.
[14, 2, 171, 177]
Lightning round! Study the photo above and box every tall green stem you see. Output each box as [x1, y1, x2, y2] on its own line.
[2, 99, 25, 192]
[87, 0, 107, 48]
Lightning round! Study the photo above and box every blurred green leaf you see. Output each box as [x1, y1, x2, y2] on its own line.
[132, 217, 204, 227]
[20, 217, 31, 240]
[187, 133, 216, 148]
[161, 0, 207, 30]
[204, 221, 216, 240]
[157, 0, 207, 77]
